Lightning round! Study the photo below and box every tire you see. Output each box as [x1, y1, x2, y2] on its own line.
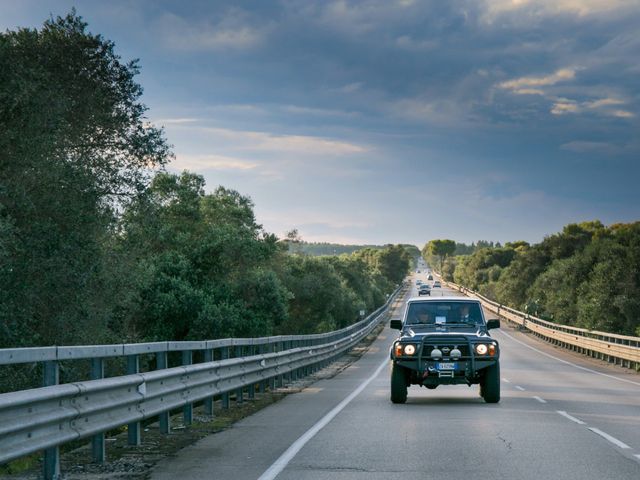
[480, 362, 500, 403]
[390, 363, 408, 404]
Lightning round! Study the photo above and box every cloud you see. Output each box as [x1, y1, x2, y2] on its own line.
[585, 98, 625, 109]
[154, 11, 268, 51]
[256, 133, 367, 154]
[550, 99, 579, 115]
[483, 0, 639, 22]
[499, 68, 577, 91]
[170, 154, 260, 171]
[335, 82, 363, 94]
[280, 105, 359, 118]
[551, 97, 634, 117]
[499, 68, 635, 118]
[395, 35, 438, 51]
[199, 127, 368, 155]
[156, 118, 199, 125]
[560, 141, 622, 154]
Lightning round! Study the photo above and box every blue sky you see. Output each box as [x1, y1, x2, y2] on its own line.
[3, 1, 639, 246]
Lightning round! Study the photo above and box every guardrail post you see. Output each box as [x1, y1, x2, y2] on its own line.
[43, 360, 60, 480]
[182, 350, 193, 425]
[248, 345, 256, 400]
[203, 349, 214, 415]
[90, 358, 106, 463]
[289, 340, 296, 381]
[269, 343, 276, 391]
[156, 351, 170, 434]
[258, 344, 266, 394]
[221, 347, 230, 409]
[126, 355, 141, 445]
[277, 341, 285, 387]
[235, 345, 244, 404]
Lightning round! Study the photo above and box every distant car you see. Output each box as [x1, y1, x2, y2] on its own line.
[418, 284, 431, 296]
[416, 279, 422, 285]
[433, 280, 441, 288]
[427, 274, 434, 281]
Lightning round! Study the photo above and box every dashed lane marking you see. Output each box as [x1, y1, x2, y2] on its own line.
[532, 396, 547, 403]
[502, 378, 510, 383]
[588, 428, 631, 449]
[496, 330, 640, 387]
[556, 411, 585, 425]
[515, 385, 526, 391]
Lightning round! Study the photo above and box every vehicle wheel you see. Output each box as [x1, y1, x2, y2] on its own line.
[481, 363, 500, 403]
[390, 363, 408, 404]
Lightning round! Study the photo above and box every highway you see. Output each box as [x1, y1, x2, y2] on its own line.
[150, 279, 640, 480]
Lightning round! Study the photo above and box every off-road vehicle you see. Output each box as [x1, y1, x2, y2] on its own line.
[389, 297, 501, 403]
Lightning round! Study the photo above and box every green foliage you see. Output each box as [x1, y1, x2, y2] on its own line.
[0, 11, 170, 348]
[453, 247, 515, 291]
[285, 241, 383, 256]
[454, 240, 502, 256]
[354, 244, 412, 286]
[120, 171, 289, 341]
[422, 239, 456, 270]
[444, 221, 640, 336]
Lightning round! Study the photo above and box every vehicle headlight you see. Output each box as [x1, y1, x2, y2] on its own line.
[394, 343, 417, 356]
[475, 344, 488, 355]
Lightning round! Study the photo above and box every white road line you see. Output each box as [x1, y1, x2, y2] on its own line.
[257, 357, 389, 480]
[588, 428, 631, 449]
[556, 410, 586, 425]
[502, 378, 510, 383]
[496, 330, 640, 387]
[515, 385, 526, 391]
[532, 396, 547, 403]
[634, 454, 640, 460]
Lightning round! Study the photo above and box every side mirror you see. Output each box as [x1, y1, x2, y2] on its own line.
[486, 319, 501, 330]
[390, 319, 403, 330]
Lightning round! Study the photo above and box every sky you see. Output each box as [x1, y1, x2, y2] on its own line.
[2, 0, 639, 246]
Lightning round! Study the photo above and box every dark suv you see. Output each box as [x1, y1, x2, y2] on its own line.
[389, 297, 501, 404]
[418, 284, 431, 296]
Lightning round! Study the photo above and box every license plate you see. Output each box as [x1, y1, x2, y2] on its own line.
[437, 362, 456, 370]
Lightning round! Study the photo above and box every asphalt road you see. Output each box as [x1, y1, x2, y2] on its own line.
[150, 278, 640, 480]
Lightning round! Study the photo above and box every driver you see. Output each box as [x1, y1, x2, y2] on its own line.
[416, 309, 433, 324]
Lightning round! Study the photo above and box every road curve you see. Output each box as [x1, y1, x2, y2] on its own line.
[150, 282, 640, 480]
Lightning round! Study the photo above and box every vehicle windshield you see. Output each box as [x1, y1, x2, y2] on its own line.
[405, 301, 483, 326]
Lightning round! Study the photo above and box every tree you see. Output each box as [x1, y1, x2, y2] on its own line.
[0, 11, 171, 348]
[423, 239, 456, 270]
[121, 171, 290, 341]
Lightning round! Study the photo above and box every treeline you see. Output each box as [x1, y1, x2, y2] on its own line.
[425, 221, 640, 336]
[285, 241, 382, 256]
[285, 241, 420, 262]
[0, 12, 413, 352]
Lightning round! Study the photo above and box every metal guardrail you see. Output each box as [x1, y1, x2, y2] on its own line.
[443, 280, 640, 369]
[0, 285, 405, 479]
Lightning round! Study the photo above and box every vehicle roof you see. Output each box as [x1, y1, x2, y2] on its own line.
[406, 296, 481, 303]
